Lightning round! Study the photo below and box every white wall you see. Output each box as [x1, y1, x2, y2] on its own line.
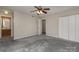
[14, 11, 37, 39]
[37, 19, 42, 35]
[46, 16, 58, 37]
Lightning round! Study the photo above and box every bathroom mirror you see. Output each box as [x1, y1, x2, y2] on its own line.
[1, 16, 11, 29]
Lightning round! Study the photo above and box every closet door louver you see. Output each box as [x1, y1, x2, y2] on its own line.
[75, 15, 79, 42]
[59, 14, 79, 42]
[59, 16, 69, 40]
[68, 15, 76, 41]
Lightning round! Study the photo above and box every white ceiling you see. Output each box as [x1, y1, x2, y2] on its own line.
[4, 6, 79, 17]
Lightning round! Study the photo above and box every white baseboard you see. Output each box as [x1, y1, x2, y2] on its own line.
[14, 34, 37, 40]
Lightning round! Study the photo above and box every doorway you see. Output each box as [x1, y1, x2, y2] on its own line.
[42, 20, 46, 35]
[1, 16, 12, 41]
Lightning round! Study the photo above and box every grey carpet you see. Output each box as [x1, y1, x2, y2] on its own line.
[0, 35, 79, 52]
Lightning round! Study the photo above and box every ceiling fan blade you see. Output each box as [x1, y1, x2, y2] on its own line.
[34, 6, 41, 10]
[34, 6, 42, 10]
[34, 6, 39, 9]
[42, 10, 47, 14]
[39, 6, 42, 9]
[31, 10, 38, 12]
[43, 8, 50, 10]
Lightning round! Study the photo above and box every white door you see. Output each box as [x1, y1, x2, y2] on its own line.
[0, 18, 2, 38]
[59, 16, 69, 40]
[69, 15, 76, 41]
[59, 15, 79, 42]
[75, 15, 79, 42]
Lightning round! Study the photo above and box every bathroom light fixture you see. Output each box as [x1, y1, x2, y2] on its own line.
[4, 10, 9, 15]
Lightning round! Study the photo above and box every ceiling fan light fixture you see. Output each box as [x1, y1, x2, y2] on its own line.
[33, 6, 50, 15]
[40, 11, 43, 14]
[36, 10, 43, 15]
[36, 11, 40, 14]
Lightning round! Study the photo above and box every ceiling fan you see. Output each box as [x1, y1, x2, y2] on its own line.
[32, 6, 50, 15]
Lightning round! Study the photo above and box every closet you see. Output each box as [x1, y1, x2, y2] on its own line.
[59, 14, 79, 42]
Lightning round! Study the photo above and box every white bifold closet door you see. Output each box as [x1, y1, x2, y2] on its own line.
[59, 16, 69, 40]
[68, 15, 76, 41]
[59, 15, 79, 42]
[75, 15, 79, 42]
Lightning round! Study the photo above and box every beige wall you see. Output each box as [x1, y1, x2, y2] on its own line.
[14, 11, 38, 39]
[37, 19, 42, 35]
[46, 16, 58, 37]
[46, 8, 79, 37]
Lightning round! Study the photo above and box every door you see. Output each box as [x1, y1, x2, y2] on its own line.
[69, 15, 76, 41]
[0, 18, 2, 39]
[42, 20, 46, 35]
[59, 16, 69, 40]
[75, 15, 79, 42]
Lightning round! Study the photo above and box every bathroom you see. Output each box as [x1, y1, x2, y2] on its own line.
[0, 7, 14, 42]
